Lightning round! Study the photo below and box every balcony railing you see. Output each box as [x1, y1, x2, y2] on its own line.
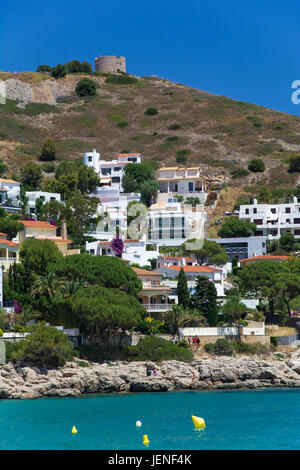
[144, 304, 172, 311]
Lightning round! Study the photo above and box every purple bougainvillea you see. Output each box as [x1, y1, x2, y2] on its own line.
[13, 300, 21, 314]
[111, 236, 124, 258]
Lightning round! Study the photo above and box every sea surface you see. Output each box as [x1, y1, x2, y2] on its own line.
[0, 388, 300, 450]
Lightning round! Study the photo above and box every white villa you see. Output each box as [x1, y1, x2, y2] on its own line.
[83, 149, 142, 192]
[26, 191, 62, 216]
[157, 167, 206, 194]
[0, 178, 21, 212]
[157, 167, 226, 196]
[86, 237, 160, 268]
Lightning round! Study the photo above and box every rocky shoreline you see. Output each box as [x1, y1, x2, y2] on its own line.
[1, 354, 300, 400]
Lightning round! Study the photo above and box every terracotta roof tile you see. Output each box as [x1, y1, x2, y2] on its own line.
[18, 220, 58, 229]
[161, 265, 222, 273]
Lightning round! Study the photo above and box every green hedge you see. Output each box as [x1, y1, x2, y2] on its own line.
[76, 336, 193, 364]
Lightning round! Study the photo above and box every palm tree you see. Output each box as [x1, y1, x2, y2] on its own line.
[58, 279, 84, 299]
[30, 271, 60, 299]
[163, 304, 204, 335]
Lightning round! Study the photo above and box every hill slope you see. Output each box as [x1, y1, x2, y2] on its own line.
[0, 71, 300, 208]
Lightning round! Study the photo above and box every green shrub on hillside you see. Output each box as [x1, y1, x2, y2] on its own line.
[176, 149, 190, 164]
[36, 65, 52, 73]
[75, 78, 98, 97]
[51, 64, 67, 79]
[39, 138, 57, 162]
[248, 159, 265, 172]
[144, 107, 158, 116]
[231, 168, 249, 179]
[23, 103, 60, 116]
[41, 162, 55, 173]
[288, 155, 300, 173]
[105, 75, 138, 85]
[117, 120, 129, 129]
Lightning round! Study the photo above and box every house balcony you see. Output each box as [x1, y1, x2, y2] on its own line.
[144, 304, 172, 312]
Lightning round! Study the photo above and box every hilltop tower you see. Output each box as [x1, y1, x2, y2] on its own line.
[94, 55, 126, 73]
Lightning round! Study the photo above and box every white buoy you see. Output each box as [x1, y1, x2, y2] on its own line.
[136, 420, 142, 428]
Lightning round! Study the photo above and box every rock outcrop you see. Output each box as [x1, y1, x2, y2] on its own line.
[1, 355, 300, 400]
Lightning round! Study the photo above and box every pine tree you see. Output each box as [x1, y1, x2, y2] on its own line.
[177, 268, 190, 308]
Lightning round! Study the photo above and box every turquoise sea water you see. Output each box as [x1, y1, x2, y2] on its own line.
[0, 388, 300, 450]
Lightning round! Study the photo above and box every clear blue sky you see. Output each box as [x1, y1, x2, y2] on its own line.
[1, 0, 300, 116]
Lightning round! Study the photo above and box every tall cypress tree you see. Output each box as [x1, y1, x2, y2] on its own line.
[177, 268, 190, 308]
[190, 275, 219, 326]
[206, 281, 219, 326]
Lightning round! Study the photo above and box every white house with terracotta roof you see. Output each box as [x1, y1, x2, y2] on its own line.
[131, 266, 173, 315]
[157, 264, 224, 282]
[13, 220, 79, 256]
[156, 255, 197, 268]
[83, 149, 142, 192]
[157, 264, 227, 298]
[0, 232, 19, 271]
[239, 255, 291, 268]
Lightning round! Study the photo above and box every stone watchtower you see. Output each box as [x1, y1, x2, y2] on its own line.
[94, 55, 126, 73]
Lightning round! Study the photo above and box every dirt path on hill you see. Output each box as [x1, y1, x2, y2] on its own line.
[206, 186, 247, 238]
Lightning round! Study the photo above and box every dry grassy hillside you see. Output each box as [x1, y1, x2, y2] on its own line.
[0, 70, 300, 211]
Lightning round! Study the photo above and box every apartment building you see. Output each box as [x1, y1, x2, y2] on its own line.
[239, 197, 300, 239]
[147, 199, 206, 246]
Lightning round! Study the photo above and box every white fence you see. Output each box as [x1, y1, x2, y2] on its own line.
[179, 323, 265, 337]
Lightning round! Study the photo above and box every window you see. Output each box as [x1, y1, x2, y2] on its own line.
[253, 208, 257, 214]
[294, 218, 300, 224]
[40, 196, 45, 201]
[286, 219, 290, 224]
[50, 197, 56, 201]
[271, 208, 276, 214]
[88, 156, 92, 162]
[245, 208, 249, 214]
[285, 207, 291, 213]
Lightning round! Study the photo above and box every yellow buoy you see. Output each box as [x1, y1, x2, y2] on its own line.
[192, 415, 205, 429]
[72, 426, 78, 434]
[143, 434, 150, 445]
